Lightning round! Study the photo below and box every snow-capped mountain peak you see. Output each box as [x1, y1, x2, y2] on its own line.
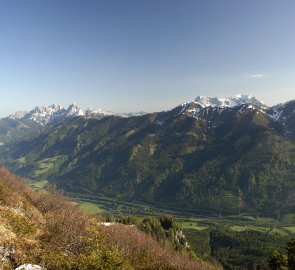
[194, 94, 266, 108]
[7, 104, 86, 125]
[175, 94, 268, 122]
[65, 103, 85, 117]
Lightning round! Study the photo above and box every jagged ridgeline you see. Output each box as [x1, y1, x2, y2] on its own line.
[1, 95, 295, 216]
[0, 167, 218, 270]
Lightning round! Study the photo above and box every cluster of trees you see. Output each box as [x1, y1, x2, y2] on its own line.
[184, 226, 290, 270]
[113, 215, 189, 252]
[269, 238, 295, 270]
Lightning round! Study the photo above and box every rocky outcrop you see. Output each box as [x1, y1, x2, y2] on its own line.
[15, 264, 43, 270]
[0, 244, 15, 262]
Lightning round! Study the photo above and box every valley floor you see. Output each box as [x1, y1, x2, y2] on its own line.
[27, 179, 295, 270]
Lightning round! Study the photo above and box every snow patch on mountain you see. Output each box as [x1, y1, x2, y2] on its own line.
[65, 103, 85, 117]
[268, 101, 295, 132]
[268, 107, 285, 122]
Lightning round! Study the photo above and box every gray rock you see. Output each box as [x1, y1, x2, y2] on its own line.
[15, 264, 43, 270]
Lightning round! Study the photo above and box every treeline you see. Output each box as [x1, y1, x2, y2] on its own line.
[0, 167, 218, 270]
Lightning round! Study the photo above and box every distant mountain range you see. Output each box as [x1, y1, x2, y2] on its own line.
[7, 103, 146, 126]
[0, 103, 146, 143]
[3, 94, 292, 129]
[1, 94, 295, 216]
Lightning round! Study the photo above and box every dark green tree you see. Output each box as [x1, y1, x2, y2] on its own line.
[269, 250, 287, 270]
[160, 215, 178, 230]
[286, 238, 295, 270]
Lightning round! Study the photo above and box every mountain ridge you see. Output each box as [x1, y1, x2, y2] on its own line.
[2, 94, 295, 216]
[7, 103, 147, 126]
[2, 93, 295, 216]
[5, 94, 293, 127]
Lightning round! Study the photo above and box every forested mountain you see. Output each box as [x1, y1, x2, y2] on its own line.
[0, 103, 145, 144]
[0, 118, 42, 144]
[1, 95, 295, 216]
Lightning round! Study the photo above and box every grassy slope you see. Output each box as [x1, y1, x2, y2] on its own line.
[0, 168, 218, 270]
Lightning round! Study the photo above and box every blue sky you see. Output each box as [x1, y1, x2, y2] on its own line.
[0, 0, 295, 116]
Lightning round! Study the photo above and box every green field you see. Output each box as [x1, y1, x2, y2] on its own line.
[280, 213, 295, 224]
[78, 202, 105, 215]
[28, 179, 48, 189]
[181, 221, 208, 231]
[31, 156, 66, 178]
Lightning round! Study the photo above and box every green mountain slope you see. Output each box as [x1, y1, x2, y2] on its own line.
[1, 104, 295, 216]
[0, 118, 42, 144]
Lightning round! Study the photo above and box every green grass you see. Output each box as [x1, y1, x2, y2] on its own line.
[129, 144, 143, 160]
[229, 224, 295, 237]
[17, 156, 26, 163]
[14, 156, 27, 168]
[182, 221, 208, 231]
[125, 130, 136, 137]
[282, 226, 295, 234]
[242, 215, 275, 223]
[149, 144, 157, 155]
[29, 180, 48, 189]
[32, 156, 66, 177]
[230, 225, 267, 233]
[183, 146, 198, 154]
[270, 228, 290, 236]
[280, 213, 295, 224]
[26, 180, 48, 194]
[79, 202, 105, 215]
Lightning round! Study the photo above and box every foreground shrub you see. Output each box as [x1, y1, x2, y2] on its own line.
[40, 218, 132, 270]
[103, 224, 216, 270]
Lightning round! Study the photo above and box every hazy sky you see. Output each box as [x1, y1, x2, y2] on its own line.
[0, 0, 295, 116]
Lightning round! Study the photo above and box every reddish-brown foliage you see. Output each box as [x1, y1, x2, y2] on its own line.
[103, 223, 218, 270]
